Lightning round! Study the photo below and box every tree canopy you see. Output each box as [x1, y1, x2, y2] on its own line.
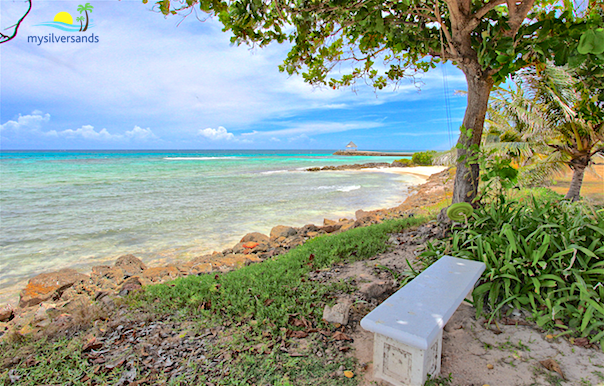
[149, 0, 602, 205]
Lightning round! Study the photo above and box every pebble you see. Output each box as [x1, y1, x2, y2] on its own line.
[487, 363, 494, 369]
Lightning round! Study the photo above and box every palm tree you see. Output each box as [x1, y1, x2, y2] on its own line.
[77, 3, 93, 32]
[487, 65, 604, 201]
[76, 16, 84, 32]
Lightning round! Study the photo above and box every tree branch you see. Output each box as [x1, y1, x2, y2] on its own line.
[505, 0, 535, 37]
[463, 0, 507, 34]
[0, 0, 32, 44]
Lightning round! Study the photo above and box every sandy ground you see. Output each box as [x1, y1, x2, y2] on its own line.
[547, 157, 604, 204]
[357, 166, 450, 178]
[324, 225, 604, 386]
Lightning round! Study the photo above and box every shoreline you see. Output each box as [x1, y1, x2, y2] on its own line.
[332, 150, 414, 156]
[0, 166, 452, 333]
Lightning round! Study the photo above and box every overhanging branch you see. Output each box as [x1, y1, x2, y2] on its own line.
[0, 0, 32, 44]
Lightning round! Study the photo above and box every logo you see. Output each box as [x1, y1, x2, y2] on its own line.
[28, 3, 99, 45]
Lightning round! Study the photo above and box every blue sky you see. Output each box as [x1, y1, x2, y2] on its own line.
[1, 0, 469, 150]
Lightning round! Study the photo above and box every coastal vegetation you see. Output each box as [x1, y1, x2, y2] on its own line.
[394, 150, 439, 167]
[485, 63, 604, 201]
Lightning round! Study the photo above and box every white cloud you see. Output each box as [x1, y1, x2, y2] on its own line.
[60, 125, 116, 140]
[198, 126, 235, 141]
[125, 126, 157, 140]
[0, 111, 51, 133]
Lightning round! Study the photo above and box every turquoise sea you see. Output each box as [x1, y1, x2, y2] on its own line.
[0, 150, 423, 303]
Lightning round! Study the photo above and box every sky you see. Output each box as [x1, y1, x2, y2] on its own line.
[0, 0, 470, 151]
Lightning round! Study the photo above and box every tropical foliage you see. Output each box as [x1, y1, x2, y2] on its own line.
[485, 63, 604, 201]
[423, 195, 604, 348]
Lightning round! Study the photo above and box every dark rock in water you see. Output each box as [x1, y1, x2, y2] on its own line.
[306, 162, 392, 172]
[270, 225, 298, 240]
[114, 254, 147, 278]
[240, 232, 270, 244]
[19, 268, 89, 308]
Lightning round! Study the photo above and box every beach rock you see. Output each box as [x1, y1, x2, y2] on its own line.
[355, 209, 380, 223]
[118, 276, 142, 296]
[0, 304, 14, 322]
[284, 235, 305, 249]
[323, 299, 352, 325]
[141, 266, 180, 283]
[240, 232, 270, 244]
[270, 225, 298, 240]
[33, 303, 54, 327]
[321, 224, 342, 234]
[324, 218, 338, 226]
[299, 224, 320, 237]
[338, 220, 355, 232]
[19, 268, 89, 308]
[114, 255, 147, 278]
[359, 280, 394, 300]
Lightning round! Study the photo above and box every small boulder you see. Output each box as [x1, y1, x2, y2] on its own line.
[141, 266, 180, 283]
[0, 304, 14, 322]
[270, 225, 298, 240]
[19, 268, 89, 308]
[323, 298, 352, 325]
[321, 224, 342, 234]
[114, 254, 147, 278]
[240, 232, 270, 244]
[355, 209, 380, 223]
[118, 276, 142, 296]
[323, 218, 338, 226]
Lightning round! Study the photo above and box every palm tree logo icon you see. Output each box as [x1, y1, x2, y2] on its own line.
[76, 16, 85, 32]
[77, 3, 93, 32]
[35, 3, 95, 32]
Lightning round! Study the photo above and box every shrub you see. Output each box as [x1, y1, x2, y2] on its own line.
[411, 150, 437, 166]
[393, 158, 412, 167]
[422, 196, 604, 348]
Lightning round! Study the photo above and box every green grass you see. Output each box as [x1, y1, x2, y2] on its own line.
[1, 216, 428, 386]
[135, 216, 427, 331]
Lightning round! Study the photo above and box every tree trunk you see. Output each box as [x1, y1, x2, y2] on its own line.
[83, 11, 89, 32]
[564, 157, 589, 201]
[451, 64, 494, 204]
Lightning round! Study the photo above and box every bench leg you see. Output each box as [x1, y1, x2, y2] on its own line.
[372, 330, 442, 386]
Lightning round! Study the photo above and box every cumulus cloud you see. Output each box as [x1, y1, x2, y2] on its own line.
[125, 126, 157, 140]
[58, 125, 159, 142]
[60, 125, 116, 140]
[198, 126, 235, 141]
[0, 111, 51, 133]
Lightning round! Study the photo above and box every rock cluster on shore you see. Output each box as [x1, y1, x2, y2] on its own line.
[0, 168, 453, 339]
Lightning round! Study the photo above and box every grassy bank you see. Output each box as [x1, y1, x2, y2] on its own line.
[1, 216, 428, 385]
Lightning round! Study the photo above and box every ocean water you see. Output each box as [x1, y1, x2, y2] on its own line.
[0, 150, 422, 303]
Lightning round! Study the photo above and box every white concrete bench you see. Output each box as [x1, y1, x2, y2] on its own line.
[360, 255, 486, 386]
